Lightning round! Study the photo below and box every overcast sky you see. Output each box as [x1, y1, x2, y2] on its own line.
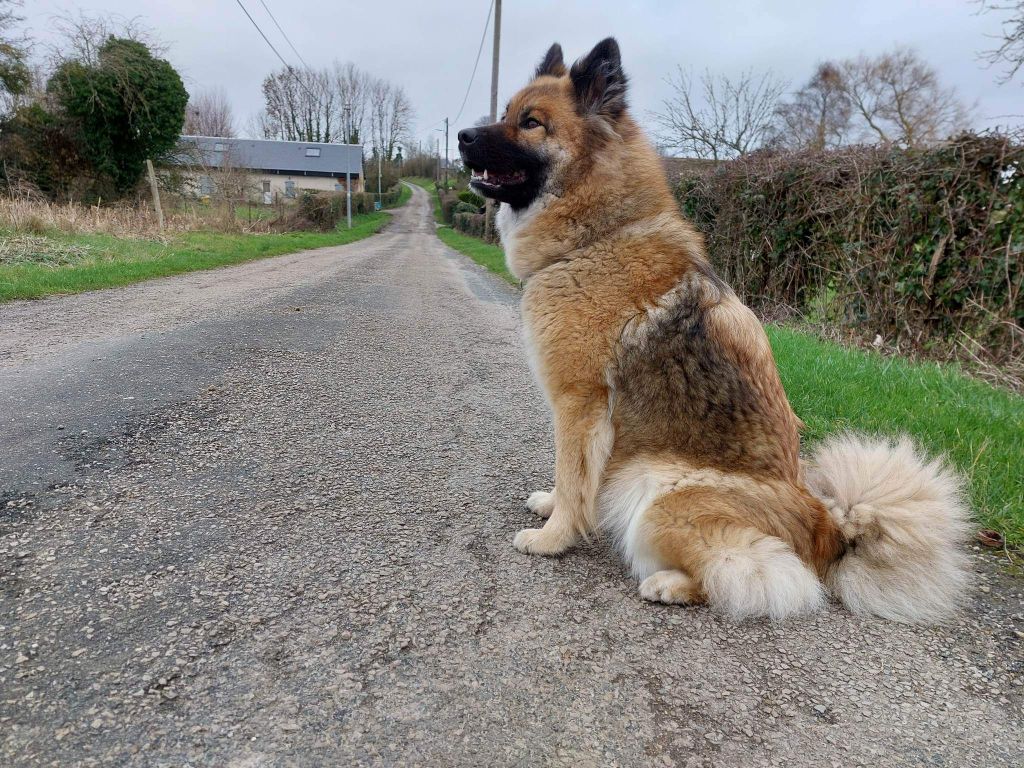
[20, 0, 1024, 155]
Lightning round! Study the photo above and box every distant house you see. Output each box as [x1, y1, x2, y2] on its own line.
[167, 135, 365, 203]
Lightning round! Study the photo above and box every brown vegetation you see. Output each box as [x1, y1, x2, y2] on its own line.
[677, 133, 1023, 380]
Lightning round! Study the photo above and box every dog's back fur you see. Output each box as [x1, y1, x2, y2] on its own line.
[460, 39, 971, 623]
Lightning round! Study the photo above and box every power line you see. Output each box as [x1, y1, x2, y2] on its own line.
[232, 0, 321, 106]
[256, 0, 312, 73]
[451, 0, 495, 126]
[232, 0, 292, 74]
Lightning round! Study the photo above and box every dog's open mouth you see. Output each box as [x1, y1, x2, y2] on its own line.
[469, 168, 528, 189]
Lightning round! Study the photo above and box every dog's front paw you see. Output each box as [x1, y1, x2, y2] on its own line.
[513, 526, 574, 556]
[525, 490, 555, 519]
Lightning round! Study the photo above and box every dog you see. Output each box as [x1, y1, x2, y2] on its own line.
[458, 38, 970, 622]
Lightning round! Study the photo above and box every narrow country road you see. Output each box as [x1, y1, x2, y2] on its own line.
[2, 184, 1021, 767]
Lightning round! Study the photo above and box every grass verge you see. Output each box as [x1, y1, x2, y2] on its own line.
[770, 326, 1023, 549]
[1, 211, 391, 303]
[404, 177, 515, 283]
[407, 174, 1024, 547]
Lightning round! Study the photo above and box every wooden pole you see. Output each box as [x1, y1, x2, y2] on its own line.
[484, 0, 502, 242]
[145, 159, 164, 231]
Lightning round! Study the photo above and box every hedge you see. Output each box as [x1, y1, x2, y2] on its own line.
[453, 211, 487, 239]
[677, 134, 1023, 364]
[276, 184, 404, 231]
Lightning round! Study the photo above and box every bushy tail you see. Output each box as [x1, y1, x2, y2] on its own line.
[804, 434, 972, 624]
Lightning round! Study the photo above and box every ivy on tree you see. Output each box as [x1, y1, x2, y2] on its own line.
[49, 37, 188, 194]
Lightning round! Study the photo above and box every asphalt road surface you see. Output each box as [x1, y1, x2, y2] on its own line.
[2, 185, 1022, 767]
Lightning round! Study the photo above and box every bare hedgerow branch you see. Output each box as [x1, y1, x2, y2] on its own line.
[652, 67, 788, 160]
[977, 1, 1024, 84]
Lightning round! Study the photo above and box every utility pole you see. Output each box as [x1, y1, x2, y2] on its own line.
[444, 117, 449, 190]
[485, 0, 502, 241]
[343, 102, 352, 229]
[490, 0, 501, 121]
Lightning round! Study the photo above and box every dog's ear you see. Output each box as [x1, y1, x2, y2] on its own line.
[535, 43, 566, 78]
[569, 37, 628, 119]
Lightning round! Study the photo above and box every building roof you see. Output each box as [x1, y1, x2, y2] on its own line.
[170, 136, 363, 177]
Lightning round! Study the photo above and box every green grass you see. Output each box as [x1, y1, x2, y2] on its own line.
[407, 174, 1024, 547]
[404, 177, 444, 222]
[0, 212, 389, 303]
[769, 326, 1023, 547]
[436, 227, 514, 283]
[393, 181, 413, 208]
[1, 184, 417, 302]
[404, 177, 515, 283]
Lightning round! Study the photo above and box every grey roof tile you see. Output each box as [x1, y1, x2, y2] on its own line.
[171, 136, 363, 177]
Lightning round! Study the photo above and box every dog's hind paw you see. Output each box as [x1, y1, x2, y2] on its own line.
[639, 570, 701, 606]
[525, 489, 555, 518]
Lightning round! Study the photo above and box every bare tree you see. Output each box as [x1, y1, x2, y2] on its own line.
[653, 67, 788, 160]
[771, 63, 852, 151]
[978, 1, 1024, 83]
[367, 77, 413, 161]
[184, 87, 235, 137]
[254, 61, 411, 155]
[45, 10, 166, 68]
[333, 61, 369, 144]
[243, 110, 274, 140]
[840, 48, 971, 147]
[260, 66, 336, 143]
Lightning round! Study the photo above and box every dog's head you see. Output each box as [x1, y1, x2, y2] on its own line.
[458, 37, 628, 210]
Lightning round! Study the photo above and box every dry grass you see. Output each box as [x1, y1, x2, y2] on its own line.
[0, 234, 96, 267]
[0, 196, 271, 239]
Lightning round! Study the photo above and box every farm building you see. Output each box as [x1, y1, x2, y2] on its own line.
[167, 136, 365, 202]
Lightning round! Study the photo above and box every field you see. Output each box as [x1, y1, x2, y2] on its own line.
[407, 177, 1024, 550]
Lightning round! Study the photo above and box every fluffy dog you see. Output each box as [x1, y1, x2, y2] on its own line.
[458, 38, 970, 622]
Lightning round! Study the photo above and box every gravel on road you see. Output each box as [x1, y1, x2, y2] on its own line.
[1, 184, 1022, 767]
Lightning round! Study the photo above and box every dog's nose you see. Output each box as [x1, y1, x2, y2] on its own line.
[458, 128, 478, 145]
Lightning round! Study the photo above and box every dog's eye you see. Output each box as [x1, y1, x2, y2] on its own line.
[522, 117, 544, 130]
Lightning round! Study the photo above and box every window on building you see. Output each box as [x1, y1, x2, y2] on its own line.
[285, 180, 295, 198]
[305, 148, 321, 157]
[214, 142, 227, 152]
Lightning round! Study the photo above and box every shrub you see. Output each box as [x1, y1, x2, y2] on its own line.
[439, 191, 460, 224]
[455, 201, 478, 215]
[283, 190, 345, 231]
[458, 190, 485, 208]
[677, 133, 1023, 365]
[453, 211, 486, 238]
[48, 38, 188, 196]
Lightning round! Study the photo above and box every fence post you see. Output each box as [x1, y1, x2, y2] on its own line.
[145, 159, 164, 230]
